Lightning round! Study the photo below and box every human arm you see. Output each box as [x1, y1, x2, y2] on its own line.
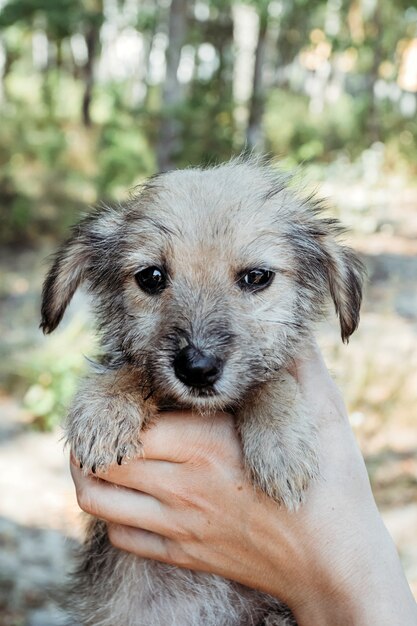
[70, 346, 417, 625]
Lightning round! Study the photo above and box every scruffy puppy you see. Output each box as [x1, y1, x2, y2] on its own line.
[41, 158, 364, 626]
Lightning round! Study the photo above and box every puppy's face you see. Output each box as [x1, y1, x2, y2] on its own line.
[41, 160, 364, 410]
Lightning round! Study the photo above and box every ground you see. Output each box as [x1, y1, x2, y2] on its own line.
[0, 174, 416, 624]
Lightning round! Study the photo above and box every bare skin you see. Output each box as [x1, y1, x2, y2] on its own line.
[71, 346, 417, 625]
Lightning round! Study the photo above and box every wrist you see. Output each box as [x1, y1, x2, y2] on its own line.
[291, 526, 417, 626]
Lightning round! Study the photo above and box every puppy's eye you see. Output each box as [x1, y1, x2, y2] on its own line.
[238, 269, 275, 292]
[134, 266, 167, 294]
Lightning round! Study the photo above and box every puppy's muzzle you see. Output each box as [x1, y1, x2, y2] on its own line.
[173, 345, 223, 388]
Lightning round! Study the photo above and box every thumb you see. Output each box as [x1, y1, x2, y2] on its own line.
[290, 342, 348, 426]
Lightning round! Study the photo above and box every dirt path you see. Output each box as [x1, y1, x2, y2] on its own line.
[0, 396, 80, 626]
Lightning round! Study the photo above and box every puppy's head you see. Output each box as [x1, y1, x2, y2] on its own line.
[41, 158, 364, 409]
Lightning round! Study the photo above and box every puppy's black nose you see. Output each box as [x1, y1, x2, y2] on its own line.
[174, 345, 223, 388]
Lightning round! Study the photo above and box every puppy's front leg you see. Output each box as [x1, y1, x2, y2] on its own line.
[66, 366, 154, 473]
[238, 371, 319, 510]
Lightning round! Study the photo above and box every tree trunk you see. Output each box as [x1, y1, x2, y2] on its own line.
[367, 4, 382, 142]
[82, 2, 103, 127]
[156, 0, 188, 172]
[82, 26, 98, 127]
[143, 0, 161, 110]
[246, 9, 268, 151]
[0, 36, 7, 103]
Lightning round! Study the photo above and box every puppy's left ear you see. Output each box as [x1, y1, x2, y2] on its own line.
[320, 237, 364, 343]
[40, 218, 92, 334]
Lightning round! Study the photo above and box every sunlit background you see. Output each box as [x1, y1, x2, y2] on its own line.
[0, 0, 416, 624]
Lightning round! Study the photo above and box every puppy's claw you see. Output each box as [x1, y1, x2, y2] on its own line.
[91, 464, 96, 474]
[79, 461, 83, 469]
[117, 455, 123, 465]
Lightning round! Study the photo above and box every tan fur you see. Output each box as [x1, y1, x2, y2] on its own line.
[41, 157, 364, 626]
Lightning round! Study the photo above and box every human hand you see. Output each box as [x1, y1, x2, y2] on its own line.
[70, 345, 417, 625]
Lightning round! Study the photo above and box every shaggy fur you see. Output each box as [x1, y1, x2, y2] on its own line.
[41, 157, 364, 626]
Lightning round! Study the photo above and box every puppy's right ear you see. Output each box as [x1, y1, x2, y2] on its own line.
[40, 221, 91, 334]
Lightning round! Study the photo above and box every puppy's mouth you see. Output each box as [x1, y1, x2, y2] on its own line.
[155, 383, 222, 413]
[185, 385, 219, 397]
[158, 371, 231, 411]
[173, 376, 223, 403]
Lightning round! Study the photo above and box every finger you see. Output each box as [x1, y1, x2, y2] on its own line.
[70, 450, 183, 502]
[291, 341, 332, 388]
[291, 343, 348, 422]
[94, 457, 179, 500]
[140, 410, 234, 462]
[107, 524, 185, 567]
[70, 462, 171, 536]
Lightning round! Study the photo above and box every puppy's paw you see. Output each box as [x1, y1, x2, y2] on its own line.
[239, 373, 320, 511]
[249, 450, 318, 511]
[243, 431, 319, 511]
[66, 391, 146, 473]
[72, 430, 142, 474]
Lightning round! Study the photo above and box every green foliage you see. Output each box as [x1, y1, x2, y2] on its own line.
[176, 80, 236, 167]
[0, 0, 416, 246]
[0, 94, 86, 244]
[2, 313, 93, 430]
[264, 87, 417, 171]
[95, 111, 155, 198]
[0, 75, 157, 243]
[0, 0, 102, 40]
[0, 0, 83, 38]
[264, 89, 346, 163]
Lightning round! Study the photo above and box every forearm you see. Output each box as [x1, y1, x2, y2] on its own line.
[295, 559, 417, 626]
[291, 519, 417, 626]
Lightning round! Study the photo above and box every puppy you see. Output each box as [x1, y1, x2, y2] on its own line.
[41, 157, 364, 626]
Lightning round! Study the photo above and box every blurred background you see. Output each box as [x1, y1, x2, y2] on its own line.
[0, 0, 416, 624]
